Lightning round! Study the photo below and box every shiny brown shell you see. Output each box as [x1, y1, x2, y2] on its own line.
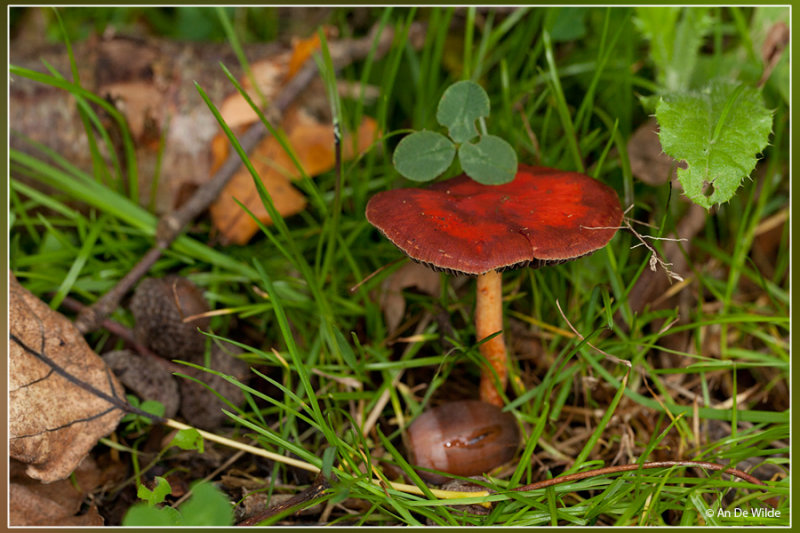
[406, 400, 520, 483]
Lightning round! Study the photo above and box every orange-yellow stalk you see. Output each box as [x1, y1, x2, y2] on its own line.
[475, 270, 507, 406]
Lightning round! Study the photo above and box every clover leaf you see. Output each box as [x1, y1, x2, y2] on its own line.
[392, 130, 456, 182]
[393, 80, 518, 185]
[436, 80, 491, 143]
[459, 134, 518, 185]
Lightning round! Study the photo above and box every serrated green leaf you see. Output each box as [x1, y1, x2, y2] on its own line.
[656, 80, 772, 208]
[436, 80, 490, 143]
[137, 476, 172, 506]
[393, 130, 456, 182]
[170, 427, 204, 453]
[458, 134, 518, 185]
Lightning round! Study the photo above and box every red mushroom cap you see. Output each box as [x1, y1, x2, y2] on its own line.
[366, 164, 623, 275]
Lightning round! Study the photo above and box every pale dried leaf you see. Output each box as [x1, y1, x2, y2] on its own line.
[9, 273, 126, 482]
[219, 53, 289, 129]
[9, 457, 107, 526]
[100, 81, 166, 142]
[627, 118, 681, 186]
[380, 262, 441, 334]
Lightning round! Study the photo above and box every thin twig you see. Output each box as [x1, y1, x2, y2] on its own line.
[623, 216, 686, 283]
[236, 471, 332, 526]
[508, 460, 779, 508]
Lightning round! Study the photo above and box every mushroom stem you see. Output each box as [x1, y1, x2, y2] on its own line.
[475, 269, 507, 406]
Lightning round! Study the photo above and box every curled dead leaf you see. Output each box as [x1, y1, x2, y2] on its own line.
[380, 262, 441, 334]
[627, 118, 681, 187]
[9, 456, 117, 526]
[9, 272, 126, 482]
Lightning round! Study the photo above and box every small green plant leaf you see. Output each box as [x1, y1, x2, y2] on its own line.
[656, 80, 772, 209]
[123, 481, 234, 526]
[458, 134, 518, 185]
[393, 130, 456, 182]
[436, 80, 490, 143]
[122, 504, 182, 526]
[634, 7, 712, 91]
[140, 400, 166, 418]
[321, 446, 337, 479]
[170, 428, 204, 453]
[137, 476, 172, 507]
[178, 482, 235, 526]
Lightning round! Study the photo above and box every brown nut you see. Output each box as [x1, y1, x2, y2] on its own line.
[130, 276, 210, 359]
[406, 400, 520, 484]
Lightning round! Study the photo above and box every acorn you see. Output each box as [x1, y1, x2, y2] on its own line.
[130, 276, 210, 359]
[406, 400, 520, 484]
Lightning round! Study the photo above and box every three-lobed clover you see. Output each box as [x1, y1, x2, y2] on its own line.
[393, 80, 518, 185]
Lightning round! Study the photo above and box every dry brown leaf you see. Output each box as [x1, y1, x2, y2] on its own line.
[218, 28, 334, 130]
[9, 457, 108, 526]
[627, 118, 681, 187]
[9, 272, 126, 482]
[210, 115, 378, 245]
[757, 21, 789, 87]
[380, 262, 441, 334]
[627, 203, 706, 315]
[218, 55, 288, 130]
[100, 81, 166, 144]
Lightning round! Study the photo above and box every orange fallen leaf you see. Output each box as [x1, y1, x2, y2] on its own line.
[218, 55, 288, 130]
[211, 115, 378, 245]
[210, 27, 380, 245]
[217, 27, 335, 131]
[286, 26, 336, 79]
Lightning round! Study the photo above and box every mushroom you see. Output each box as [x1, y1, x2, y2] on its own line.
[366, 164, 623, 406]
